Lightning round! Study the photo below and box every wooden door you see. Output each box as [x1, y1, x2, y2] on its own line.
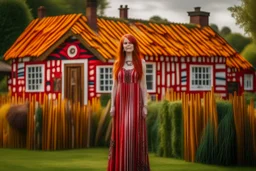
[64, 64, 84, 105]
[227, 82, 240, 96]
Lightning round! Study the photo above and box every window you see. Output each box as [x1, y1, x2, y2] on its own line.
[190, 65, 212, 90]
[96, 66, 113, 93]
[26, 64, 45, 92]
[244, 74, 253, 90]
[146, 63, 156, 92]
[96, 64, 156, 93]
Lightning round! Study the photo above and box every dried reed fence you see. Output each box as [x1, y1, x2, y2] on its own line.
[0, 93, 104, 151]
[165, 88, 256, 164]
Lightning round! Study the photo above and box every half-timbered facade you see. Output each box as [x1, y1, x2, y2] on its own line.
[4, 3, 255, 104]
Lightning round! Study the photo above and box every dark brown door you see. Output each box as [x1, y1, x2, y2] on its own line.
[64, 64, 84, 105]
[227, 82, 240, 96]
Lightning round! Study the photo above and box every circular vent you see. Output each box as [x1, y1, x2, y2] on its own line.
[67, 45, 78, 58]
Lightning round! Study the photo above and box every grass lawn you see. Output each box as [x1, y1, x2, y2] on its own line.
[0, 148, 255, 171]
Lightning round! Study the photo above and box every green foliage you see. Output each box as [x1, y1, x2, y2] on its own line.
[228, 0, 256, 41]
[241, 43, 256, 68]
[197, 101, 237, 165]
[24, 0, 110, 17]
[196, 122, 216, 164]
[169, 101, 183, 159]
[35, 104, 43, 135]
[224, 33, 252, 53]
[147, 101, 161, 153]
[158, 100, 172, 157]
[215, 101, 236, 165]
[149, 15, 168, 22]
[0, 76, 8, 92]
[220, 26, 232, 36]
[157, 100, 183, 158]
[0, 0, 33, 57]
[210, 24, 219, 33]
[243, 91, 256, 107]
[99, 93, 111, 107]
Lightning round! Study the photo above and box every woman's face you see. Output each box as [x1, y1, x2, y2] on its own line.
[123, 37, 134, 53]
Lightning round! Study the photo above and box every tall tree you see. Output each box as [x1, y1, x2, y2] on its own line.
[0, 0, 33, 58]
[24, 0, 109, 18]
[228, 0, 256, 41]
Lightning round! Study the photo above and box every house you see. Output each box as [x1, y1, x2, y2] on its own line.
[3, 0, 255, 105]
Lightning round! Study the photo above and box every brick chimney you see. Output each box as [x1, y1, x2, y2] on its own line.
[38, 6, 46, 19]
[187, 7, 210, 27]
[119, 5, 129, 19]
[86, 0, 98, 31]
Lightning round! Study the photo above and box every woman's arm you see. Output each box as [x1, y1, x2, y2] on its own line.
[110, 76, 118, 116]
[140, 59, 148, 117]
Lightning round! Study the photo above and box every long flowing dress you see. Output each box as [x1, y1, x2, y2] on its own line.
[107, 68, 150, 171]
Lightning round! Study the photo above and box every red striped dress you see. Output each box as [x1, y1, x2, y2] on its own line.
[107, 68, 150, 171]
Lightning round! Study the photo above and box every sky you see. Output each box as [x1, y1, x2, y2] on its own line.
[105, 0, 245, 35]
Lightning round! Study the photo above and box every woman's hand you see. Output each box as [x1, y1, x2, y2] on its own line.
[110, 106, 115, 117]
[142, 106, 147, 118]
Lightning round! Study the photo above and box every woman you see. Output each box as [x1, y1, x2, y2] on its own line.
[107, 34, 150, 171]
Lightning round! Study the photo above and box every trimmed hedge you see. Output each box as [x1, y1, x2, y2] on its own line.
[147, 101, 161, 153]
[157, 100, 183, 158]
[169, 101, 183, 159]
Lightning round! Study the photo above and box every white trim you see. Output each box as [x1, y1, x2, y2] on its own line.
[25, 64, 45, 92]
[96, 65, 113, 93]
[61, 59, 88, 105]
[146, 62, 156, 93]
[189, 65, 213, 91]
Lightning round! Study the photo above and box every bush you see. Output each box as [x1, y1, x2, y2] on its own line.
[147, 101, 161, 153]
[99, 93, 111, 107]
[157, 100, 171, 157]
[0, 0, 33, 57]
[241, 43, 256, 69]
[196, 101, 237, 165]
[225, 33, 252, 53]
[169, 101, 183, 159]
[243, 92, 256, 107]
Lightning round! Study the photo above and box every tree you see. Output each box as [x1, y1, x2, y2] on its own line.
[149, 15, 168, 22]
[241, 43, 256, 68]
[220, 26, 232, 36]
[24, 0, 110, 17]
[225, 33, 252, 53]
[228, 0, 256, 41]
[0, 0, 33, 58]
[210, 24, 219, 33]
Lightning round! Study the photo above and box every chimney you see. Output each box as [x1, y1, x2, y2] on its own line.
[38, 6, 46, 19]
[119, 5, 129, 19]
[86, 0, 98, 31]
[187, 7, 210, 27]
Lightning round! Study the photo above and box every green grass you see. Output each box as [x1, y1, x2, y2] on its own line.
[0, 148, 255, 171]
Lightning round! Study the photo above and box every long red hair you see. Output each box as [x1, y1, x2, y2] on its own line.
[113, 34, 143, 80]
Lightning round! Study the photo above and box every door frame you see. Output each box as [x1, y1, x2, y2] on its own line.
[62, 59, 88, 105]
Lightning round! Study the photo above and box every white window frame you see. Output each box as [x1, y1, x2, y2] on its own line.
[244, 74, 253, 90]
[190, 65, 213, 91]
[96, 66, 113, 93]
[146, 62, 156, 93]
[25, 64, 45, 92]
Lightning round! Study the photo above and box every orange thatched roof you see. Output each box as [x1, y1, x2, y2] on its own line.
[4, 14, 252, 69]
